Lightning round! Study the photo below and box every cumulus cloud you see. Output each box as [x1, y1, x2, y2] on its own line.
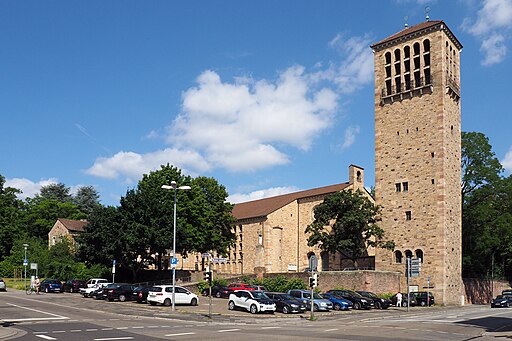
[502, 146, 512, 172]
[227, 186, 300, 204]
[85, 33, 373, 181]
[5, 177, 58, 200]
[340, 125, 361, 150]
[462, 0, 512, 65]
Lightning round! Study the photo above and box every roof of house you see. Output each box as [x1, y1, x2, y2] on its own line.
[371, 20, 462, 51]
[232, 183, 350, 220]
[58, 218, 88, 232]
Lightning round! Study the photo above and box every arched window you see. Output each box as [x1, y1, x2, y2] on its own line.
[321, 252, 330, 271]
[405, 250, 413, 259]
[415, 249, 424, 262]
[394, 250, 403, 264]
[385, 52, 391, 64]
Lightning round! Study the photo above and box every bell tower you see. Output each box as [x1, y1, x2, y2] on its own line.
[372, 20, 463, 305]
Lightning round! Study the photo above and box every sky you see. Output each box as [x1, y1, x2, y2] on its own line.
[1, 0, 512, 206]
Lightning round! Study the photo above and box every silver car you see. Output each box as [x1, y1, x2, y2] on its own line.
[0, 278, 6, 291]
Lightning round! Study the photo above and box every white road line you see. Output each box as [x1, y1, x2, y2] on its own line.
[165, 332, 196, 337]
[86, 328, 99, 331]
[324, 328, 339, 332]
[5, 303, 68, 322]
[115, 327, 128, 330]
[52, 331, 66, 333]
[261, 326, 281, 329]
[218, 329, 241, 333]
[131, 326, 144, 329]
[70, 330, 82, 332]
[35, 335, 57, 340]
[94, 338, 134, 341]
[102, 328, 114, 331]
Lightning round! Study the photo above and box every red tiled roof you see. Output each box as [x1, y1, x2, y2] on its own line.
[58, 218, 88, 232]
[232, 183, 350, 220]
[371, 20, 462, 51]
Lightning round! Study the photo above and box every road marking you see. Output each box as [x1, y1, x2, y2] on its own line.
[86, 328, 99, 331]
[35, 335, 57, 340]
[165, 332, 196, 337]
[94, 338, 134, 341]
[5, 303, 68, 322]
[101, 328, 113, 331]
[218, 329, 240, 333]
[115, 327, 128, 330]
[324, 328, 339, 332]
[52, 331, 66, 333]
[131, 326, 144, 329]
[70, 330, 82, 332]
[261, 326, 281, 329]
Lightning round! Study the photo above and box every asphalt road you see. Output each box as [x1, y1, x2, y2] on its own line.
[2, 289, 512, 340]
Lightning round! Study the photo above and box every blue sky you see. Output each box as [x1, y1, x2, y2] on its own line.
[2, 0, 512, 206]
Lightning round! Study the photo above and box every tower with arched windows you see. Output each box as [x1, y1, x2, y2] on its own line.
[371, 20, 463, 305]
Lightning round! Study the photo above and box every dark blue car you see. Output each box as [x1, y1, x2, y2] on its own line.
[40, 279, 63, 293]
[321, 293, 353, 310]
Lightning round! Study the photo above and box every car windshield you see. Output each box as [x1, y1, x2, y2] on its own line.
[303, 292, 322, 299]
[361, 291, 377, 298]
[149, 287, 162, 292]
[281, 294, 296, 300]
[252, 291, 269, 299]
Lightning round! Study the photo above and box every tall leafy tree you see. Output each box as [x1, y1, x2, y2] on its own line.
[0, 175, 25, 260]
[73, 186, 101, 215]
[306, 190, 394, 268]
[35, 183, 72, 203]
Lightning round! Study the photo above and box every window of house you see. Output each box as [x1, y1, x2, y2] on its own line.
[395, 183, 401, 192]
[402, 182, 409, 192]
[415, 249, 424, 262]
[405, 250, 413, 259]
[405, 211, 412, 220]
[395, 250, 403, 264]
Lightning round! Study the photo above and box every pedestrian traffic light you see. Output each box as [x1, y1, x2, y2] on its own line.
[204, 271, 212, 286]
[309, 274, 318, 288]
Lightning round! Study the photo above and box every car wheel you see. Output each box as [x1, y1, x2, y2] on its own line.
[163, 298, 171, 307]
[119, 295, 126, 302]
[69, 288, 73, 293]
[354, 302, 361, 310]
[45, 287, 49, 293]
[216, 292, 221, 298]
[375, 301, 382, 309]
[333, 303, 341, 311]
[150, 301, 157, 306]
[420, 301, 426, 307]
[402, 301, 408, 307]
[282, 306, 289, 314]
[228, 301, 235, 310]
[191, 298, 198, 306]
[250, 304, 258, 314]
[313, 304, 319, 312]
[202, 290, 208, 296]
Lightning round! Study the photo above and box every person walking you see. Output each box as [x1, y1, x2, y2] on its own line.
[396, 292, 402, 307]
[35, 276, 40, 295]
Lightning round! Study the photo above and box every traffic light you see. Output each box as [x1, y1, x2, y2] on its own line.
[309, 274, 318, 288]
[203, 271, 212, 286]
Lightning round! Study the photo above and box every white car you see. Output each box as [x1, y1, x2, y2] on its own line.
[228, 290, 276, 314]
[80, 280, 109, 297]
[147, 285, 198, 306]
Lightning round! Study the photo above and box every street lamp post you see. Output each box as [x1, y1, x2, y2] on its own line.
[162, 181, 191, 311]
[23, 244, 29, 291]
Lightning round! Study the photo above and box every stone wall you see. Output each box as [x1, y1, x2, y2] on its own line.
[463, 278, 512, 304]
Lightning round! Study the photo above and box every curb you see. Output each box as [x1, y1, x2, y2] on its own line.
[0, 324, 20, 340]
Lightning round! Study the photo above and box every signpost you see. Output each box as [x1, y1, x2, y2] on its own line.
[405, 257, 421, 312]
[112, 259, 116, 283]
[170, 257, 179, 268]
[308, 255, 318, 320]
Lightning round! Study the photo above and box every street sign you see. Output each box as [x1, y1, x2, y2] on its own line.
[406, 257, 421, 277]
[170, 257, 179, 265]
[212, 257, 227, 263]
[23, 259, 28, 266]
[201, 253, 211, 259]
[308, 255, 318, 272]
[30, 263, 38, 270]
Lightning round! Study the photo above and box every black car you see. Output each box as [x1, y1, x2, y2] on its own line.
[491, 295, 512, 308]
[411, 291, 435, 306]
[266, 292, 307, 314]
[133, 286, 151, 303]
[326, 289, 374, 309]
[202, 285, 233, 298]
[91, 287, 106, 300]
[356, 290, 392, 309]
[63, 279, 87, 293]
[391, 292, 418, 307]
[103, 283, 137, 302]
[40, 279, 63, 293]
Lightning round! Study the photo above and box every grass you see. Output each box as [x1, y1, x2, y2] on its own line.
[3, 278, 29, 290]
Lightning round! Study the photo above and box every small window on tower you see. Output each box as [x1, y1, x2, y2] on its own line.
[405, 211, 412, 221]
[402, 182, 409, 192]
[395, 183, 402, 192]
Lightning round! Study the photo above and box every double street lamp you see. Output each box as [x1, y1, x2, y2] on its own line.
[162, 181, 191, 311]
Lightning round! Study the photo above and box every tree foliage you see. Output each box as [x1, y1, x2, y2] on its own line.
[306, 190, 394, 268]
[73, 186, 101, 216]
[0, 175, 25, 260]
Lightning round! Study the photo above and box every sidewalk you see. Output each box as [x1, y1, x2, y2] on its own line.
[0, 323, 20, 340]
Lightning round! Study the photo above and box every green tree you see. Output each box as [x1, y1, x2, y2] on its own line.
[306, 190, 394, 268]
[0, 175, 25, 261]
[73, 186, 101, 216]
[35, 183, 72, 203]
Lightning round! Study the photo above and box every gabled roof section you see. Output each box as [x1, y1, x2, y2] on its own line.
[232, 183, 350, 220]
[371, 20, 462, 51]
[58, 218, 88, 232]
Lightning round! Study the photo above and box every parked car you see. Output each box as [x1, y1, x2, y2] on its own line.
[103, 283, 137, 302]
[202, 285, 233, 298]
[491, 295, 512, 308]
[147, 285, 199, 306]
[91, 286, 107, 300]
[266, 292, 307, 314]
[133, 286, 151, 303]
[227, 283, 256, 291]
[40, 279, 63, 293]
[85, 278, 109, 288]
[326, 289, 373, 310]
[356, 290, 392, 309]
[390, 292, 417, 307]
[411, 291, 435, 306]
[0, 278, 6, 291]
[228, 290, 276, 314]
[252, 285, 268, 292]
[320, 293, 353, 311]
[63, 279, 87, 293]
[288, 289, 333, 311]
[80, 281, 109, 297]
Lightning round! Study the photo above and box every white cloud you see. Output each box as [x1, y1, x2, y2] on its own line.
[502, 146, 512, 172]
[341, 125, 361, 150]
[85, 148, 210, 181]
[463, 0, 512, 65]
[5, 177, 58, 200]
[227, 186, 300, 204]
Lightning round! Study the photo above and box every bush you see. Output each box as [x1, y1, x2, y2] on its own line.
[242, 275, 307, 293]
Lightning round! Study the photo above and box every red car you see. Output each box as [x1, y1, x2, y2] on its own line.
[227, 283, 256, 291]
